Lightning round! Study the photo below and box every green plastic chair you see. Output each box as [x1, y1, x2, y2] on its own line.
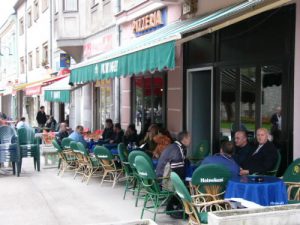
[189, 140, 210, 164]
[17, 127, 40, 174]
[0, 126, 20, 176]
[191, 164, 231, 201]
[282, 158, 300, 203]
[94, 146, 122, 187]
[171, 172, 232, 224]
[118, 143, 135, 199]
[77, 142, 101, 184]
[264, 149, 281, 176]
[171, 172, 207, 224]
[61, 138, 73, 149]
[52, 139, 77, 176]
[134, 155, 183, 221]
[128, 150, 153, 207]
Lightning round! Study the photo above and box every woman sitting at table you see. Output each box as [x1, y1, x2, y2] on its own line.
[139, 123, 159, 157]
[240, 128, 278, 175]
[123, 124, 139, 148]
[152, 128, 173, 159]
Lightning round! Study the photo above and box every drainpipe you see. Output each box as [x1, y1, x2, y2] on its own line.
[49, 0, 53, 67]
[25, 0, 28, 83]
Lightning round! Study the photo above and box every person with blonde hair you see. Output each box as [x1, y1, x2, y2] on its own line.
[240, 128, 278, 175]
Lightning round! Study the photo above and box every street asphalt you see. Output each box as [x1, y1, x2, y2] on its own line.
[0, 158, 185, 225]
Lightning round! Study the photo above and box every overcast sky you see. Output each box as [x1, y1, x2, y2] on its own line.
[0, 0, 15, 28]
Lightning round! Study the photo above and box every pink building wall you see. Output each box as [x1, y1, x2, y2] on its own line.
[120, 77, 131, 129]
[119, 3, 182, 129]
[293, 2, 300, 159]
[167, 45, 183, 135]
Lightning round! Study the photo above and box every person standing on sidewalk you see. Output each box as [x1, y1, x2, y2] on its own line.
[36, 106, 47, 128]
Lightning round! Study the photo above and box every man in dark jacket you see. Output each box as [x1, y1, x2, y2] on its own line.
[240, 128, 278, 175]
[36, 106, 47, 127]
[109, 123, 124, 144]
[55, 123, 69, 146]
[102, 119, 114, 141]
[156, 131, 191, 180]
[233, 131, 254, 166]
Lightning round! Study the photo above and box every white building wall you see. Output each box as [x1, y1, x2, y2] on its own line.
[294, 1, 300, 159]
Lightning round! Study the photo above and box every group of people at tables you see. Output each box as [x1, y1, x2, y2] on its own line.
[55, 117, 278, 182]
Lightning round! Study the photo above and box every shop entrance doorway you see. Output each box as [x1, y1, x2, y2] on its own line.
[186, 68, 213, 158]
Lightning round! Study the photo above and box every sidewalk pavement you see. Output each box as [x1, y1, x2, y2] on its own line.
[0, 158, 186, 225]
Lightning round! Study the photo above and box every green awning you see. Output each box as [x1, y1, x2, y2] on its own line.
[70, 0, 276, 84]
[43, 76, 72, 103]
[71, 41, 175, 83]
[45, 90, 70, 103]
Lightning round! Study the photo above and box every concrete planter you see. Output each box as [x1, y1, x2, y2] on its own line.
[208, 204, 300, 225]
[92, 219, 158, 225]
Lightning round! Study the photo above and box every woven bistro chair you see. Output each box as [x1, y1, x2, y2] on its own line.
[282, 158, 300, 203]
[76, 142, 101, 184]
[0, 126, 20, 176]
[71, 141, 86, 181]
[171, 172, 232, 225]
[94, 146, 123, 187]
[52, 139, 77, 176]
[191, 164, 231, 202]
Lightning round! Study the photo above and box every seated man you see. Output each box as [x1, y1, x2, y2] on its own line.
[16, 117, 30, 129]
[233, 131, 254, 166]
[98, 119, 114, 144]
[122, 124, 139, 148]
[55, 123, 69, 146]
[240, 128, 278, 175]
[104, 123, 124, 150]
[201, 141, 240, 177]
[110, 123, 124, 144]
[68, 125, 87, 148]
[156, 131, 191, 180]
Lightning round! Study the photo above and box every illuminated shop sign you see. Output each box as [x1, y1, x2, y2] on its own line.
[132, 8, 167, 36]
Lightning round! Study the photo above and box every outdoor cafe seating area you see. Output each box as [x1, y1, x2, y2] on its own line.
[1, 125, 300, 224]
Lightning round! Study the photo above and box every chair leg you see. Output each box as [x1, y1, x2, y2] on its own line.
[34, 158, 37, 170]
[101, 171, 108, 186]
[12, 162, 16, 175]
[141, 194, 149, 219]
[135, 182, 142, 207]
[37, 157, 40, 172]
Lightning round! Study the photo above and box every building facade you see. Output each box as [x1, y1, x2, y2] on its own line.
[14, 0, 52, 125]
[0, 14, 18, 119]
[54, 0, 119, 130]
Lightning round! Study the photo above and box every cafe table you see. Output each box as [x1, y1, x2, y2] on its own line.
[225, 175, 288, 206]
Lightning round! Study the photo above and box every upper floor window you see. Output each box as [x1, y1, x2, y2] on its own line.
[28, 52, 33, 71]
[36, 47, 40, 68]
[19, 17, 24, 35]
[91, 0, 99, 8]
[27, 10, 32, 28]
[20, 57, 25, 73]
[42, 0, 49, 12]
[34, 0, 39, 21]
[42, 42, 48, 66]
[63, 0, 78, 12]
[54, 0, 59, 14]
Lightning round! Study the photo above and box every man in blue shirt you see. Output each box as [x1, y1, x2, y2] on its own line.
[69, 125, 87, 148]
[201, 141, 240, 177]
